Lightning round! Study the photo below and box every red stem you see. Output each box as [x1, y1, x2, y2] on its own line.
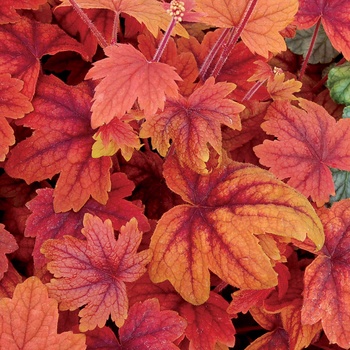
[242, 79, 267, 101]
[211, 0, 259, 78]
[199, 28, 231, 80]
[69, 0, 108, 48]
[153, 18, 176, 62]
[299, 18, 322, 80]
[111, 13, 120, 45]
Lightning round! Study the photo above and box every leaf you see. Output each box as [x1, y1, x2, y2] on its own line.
[148, 154, 324, 304]
[301, 199, 350, 348]
[41, 214, 152, 331]
[330, 169, 350, 204]
[119, 298, 186, 350]
[195, 0, 298, 58]
[127, 273, 236, 349]
[0, 262, 23, 298]
[58, 0, 188, 38]
[245, 329, 289, 350]
[92, 117, 141, 160]
[327, 62, 350, 106]
[25, 173, 150, 270]
[140, 77, 244, 174]
[286, 24, 339, 64]
[0, 276, 86, 349]
[294, 0, 350, 60]
[0, 16, 89, 99]
[0, 0, 47, 24]
[0, 225, 18, 279]
[266, 72, 302, 101]
[86, 44, 181, 128]
[0, 73, 33, 161]
[254, 99, 350, 206]
[5, 74, 112, 212]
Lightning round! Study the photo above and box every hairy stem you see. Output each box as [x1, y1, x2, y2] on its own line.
[211, 0, 258, 78]
[199, 28, 231, 80]
[153, 18, 177, 62]
[299, 18, 322, 80]
[69, 0, 108, 48]
[242, 79, 267, 101]
[111, 13, 120, 45]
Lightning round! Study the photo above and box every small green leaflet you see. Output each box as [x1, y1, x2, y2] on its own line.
[327, 62, 350, 106]
[330, 168, 350, 204]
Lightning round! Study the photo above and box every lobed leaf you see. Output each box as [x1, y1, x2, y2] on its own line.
[148, 154, 324, 304]
[0, 224, 18, 279]
[41, 214, 151, 331]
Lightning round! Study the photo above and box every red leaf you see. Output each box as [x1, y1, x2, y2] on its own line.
[119, 298, 186, 350]
[0, 224, 18, 279]
[5, 74, 112, 212]
[295, 0, 350, 60]
[0, 17, 89, 99]
[86, 44, 181, 128]
[0, 0, 47, 24]
[148, 154, 324, 304]
[41, 214, 152, 331]
[140, 77, 244, 174]
[0, 262, 23, 298]
[254, 99, 350, 206]
[0, 276, 86, 349]
[25, 173, 150, 270]
[245, 328, 289, 350]
[0, 73, 33, 161]
[302, 199, 350, 348]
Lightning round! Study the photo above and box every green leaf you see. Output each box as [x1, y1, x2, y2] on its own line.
[330, 168, 350, 204]
[343, 106, 350, 118]
[286, 24, 339, 64]
[327, 62, 350, 106]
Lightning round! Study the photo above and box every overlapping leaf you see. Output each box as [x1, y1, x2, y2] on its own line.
[148, 154, 324, 305]
[86, 44, 181, 128]
[41, 214, 151, 331]
[0, 74, 33, 161]
[302, 199, 350, 349]
[0, 16, 89, 99]
[140, 77, 244, 174]
[294, 0, 350, 60]
[0, 277, 86, 349]
[0, 224, 18, 279]
[254, 99, 350, 206]
[0, 0, 47, 24]
[5, 74, 112, 212]
[327, 62, 350, 106]
[195, 0, 298, 57]
[25, 172, 150, 270]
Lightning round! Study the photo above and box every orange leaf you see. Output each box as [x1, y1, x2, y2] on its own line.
[148, 154, 324, 304]
[0, 17, 89, 99]
[302, 199, 350, 349]
[245, 329, 289, 350]
[41, 214, 151, 331]
[140, 77, 244, 174]
[0, 224, 18, 279]
[0, 277, 86, 349]
[295, 0, 350, 60]
[0, 73, 33, 161]
[5, 74, 112, 212]
[254, 99, 350, 206]
[195, 0, 298, 58]
[86, 44, 181, 128]
[119, 298, 186, 349]
[266, 72, 302, 101]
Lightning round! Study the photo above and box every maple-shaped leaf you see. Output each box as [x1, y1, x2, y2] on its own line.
[254, 99, 350, 206]
[25, 172, 150, 270]
[294, 0, 350, 60]
[5, 74, 112, 212]
[327, 62, 350, 106]
[0, 277, 86, 349]
[301, 199, 350, 349]
[266, 72, 302, 101]
[0, 0, 47, 24]
[41, 214, 152, 331]
[148, 154, 324, 305]
[140, 77, 244, 174]
[86, 44, 181, 128]
[58, 0, 188, 38]
[0, 73, 33, 161]
[0, 16, 89, 99]
[92, 117, 141, 160]
[195, 0, 298, 58]
[127, 273, 236, 349]
[119, 298, 186, 350]
[0, 224, 18, 279]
